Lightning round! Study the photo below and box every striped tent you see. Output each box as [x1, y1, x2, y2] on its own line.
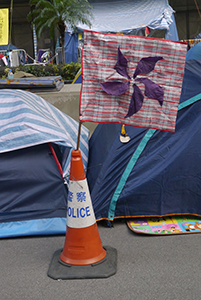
[0, 89, 89, 238]
[0, 89, 89, 179]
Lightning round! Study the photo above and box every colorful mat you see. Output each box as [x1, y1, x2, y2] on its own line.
[127, 215, 201, 235]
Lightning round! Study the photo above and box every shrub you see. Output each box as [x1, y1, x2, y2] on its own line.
[0, 62, 81, 81]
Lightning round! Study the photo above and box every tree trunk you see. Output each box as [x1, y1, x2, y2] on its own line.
[61, 33, 65, 64]
[59, 23, 66, 64]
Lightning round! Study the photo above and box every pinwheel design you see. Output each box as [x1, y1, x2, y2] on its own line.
[99, 47, 164, 118]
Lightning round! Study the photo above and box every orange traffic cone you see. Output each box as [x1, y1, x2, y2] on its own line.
[60, 149, 106, 265]
[48, 149, 117, 280]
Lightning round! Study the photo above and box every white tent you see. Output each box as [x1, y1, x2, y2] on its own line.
[77, 0, 178, 40]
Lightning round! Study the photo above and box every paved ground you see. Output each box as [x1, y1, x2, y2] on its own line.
[1, 219, 200, 300]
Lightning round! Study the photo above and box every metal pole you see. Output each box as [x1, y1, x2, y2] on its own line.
[9, 0, 13, 45]
[33, 24, 38, 60]
[76, 121, 82, 150]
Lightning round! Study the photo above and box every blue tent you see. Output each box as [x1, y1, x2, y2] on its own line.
[0, 143, 68, 237]
[86, 54, 201, 221]
[0, 89, 89, 238]
[186, 42, 201, 61]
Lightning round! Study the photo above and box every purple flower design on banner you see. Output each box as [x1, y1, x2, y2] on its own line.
[99, 47, 164, 117]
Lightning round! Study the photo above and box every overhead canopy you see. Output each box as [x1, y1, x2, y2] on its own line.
[77, 0, 176, 36]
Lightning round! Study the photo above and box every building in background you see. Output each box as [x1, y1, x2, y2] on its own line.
[0, 0, 200, 61]
[0, 0, 55, 60]
[169, 0, 201, 40]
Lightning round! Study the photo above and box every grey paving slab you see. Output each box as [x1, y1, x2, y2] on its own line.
[1, 220, 200, 300]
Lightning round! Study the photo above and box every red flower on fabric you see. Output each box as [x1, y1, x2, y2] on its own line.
[100, 47, 164, 117]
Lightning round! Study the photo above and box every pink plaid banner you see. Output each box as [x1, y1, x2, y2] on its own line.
[79, 30, 187, 132]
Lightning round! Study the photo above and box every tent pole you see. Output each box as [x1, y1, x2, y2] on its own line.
[33, 24, 38, 60]
[76, 121, 82, 150]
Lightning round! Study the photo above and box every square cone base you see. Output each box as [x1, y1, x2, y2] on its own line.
[47, 246, 117, 280]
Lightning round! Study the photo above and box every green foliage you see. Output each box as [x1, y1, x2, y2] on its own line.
[60, 62, 81, 79]
[28, 0, 93, 37]
[0, 63, 81, 81]
[27, 0, 93, 63]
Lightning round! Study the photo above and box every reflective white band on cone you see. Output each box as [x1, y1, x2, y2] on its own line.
[67, 179, 96, 228]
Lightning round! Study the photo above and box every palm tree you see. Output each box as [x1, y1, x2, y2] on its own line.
[28, 0, 93, 64]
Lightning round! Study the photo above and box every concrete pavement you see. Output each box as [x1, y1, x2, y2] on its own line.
[1, 220, 200, 300]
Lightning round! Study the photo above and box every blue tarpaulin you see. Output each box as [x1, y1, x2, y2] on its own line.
[56, 33, 78, 64]
[65, 32, 78, 63]
[0, 44, 18, 51]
